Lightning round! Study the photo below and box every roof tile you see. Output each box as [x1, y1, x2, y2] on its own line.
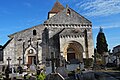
[49, 1, 64, 13]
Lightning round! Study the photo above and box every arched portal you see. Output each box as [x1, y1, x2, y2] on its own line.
[67, 48, 75, 61]
[63, 41, 84, 63]
[25, 46, 37, 65]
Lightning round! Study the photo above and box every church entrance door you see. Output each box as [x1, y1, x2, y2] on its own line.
[67, 53, 75, 61]
[63, 41, 84, 63]
[67, 47, 76, 62]
[28, 56, 36, 65]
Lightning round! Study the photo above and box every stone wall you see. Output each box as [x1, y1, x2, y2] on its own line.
[60, 27, 94, 59]
[87, 29, 94, 58]
[4, 39, 15, 65]
[3, 25, 46, 65]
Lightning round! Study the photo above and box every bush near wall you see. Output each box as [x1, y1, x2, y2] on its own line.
[83, 58, 93, 68]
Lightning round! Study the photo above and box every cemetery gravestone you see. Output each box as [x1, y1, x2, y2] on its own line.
[46, 73, 65, 80]
[0, 65, 2, 72]
[17, 57, 22, 66]
[46, 52, 57, 73]
[29, 64, 36, 73]
[17, 66, 23, 74]
[56, 67, 68, 78]
[45, 52, 65, 80]
[4, 57, 11, 80]
[17, 57, 23, 74]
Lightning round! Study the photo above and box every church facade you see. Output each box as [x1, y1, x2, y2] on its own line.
[3, 1, 94, 66]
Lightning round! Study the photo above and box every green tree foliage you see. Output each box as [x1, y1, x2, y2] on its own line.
[83, 58, 93, 68]
[96, 27, 108, 55]
[37, 73, 46, 80]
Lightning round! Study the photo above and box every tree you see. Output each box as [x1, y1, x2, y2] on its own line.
[96, 27, 108, 55]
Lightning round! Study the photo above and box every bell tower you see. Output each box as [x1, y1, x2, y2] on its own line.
[48, 0, 64, 19]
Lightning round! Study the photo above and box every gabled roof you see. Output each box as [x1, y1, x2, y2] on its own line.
[8, 24, 45, 38]
[45, 7, 91, 24]
[49, 1, 64, 13]
[113, 45, 120, 49]
[3, 38, 13, 49]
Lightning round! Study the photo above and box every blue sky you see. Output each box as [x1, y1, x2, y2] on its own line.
[0, 0, 120, 50]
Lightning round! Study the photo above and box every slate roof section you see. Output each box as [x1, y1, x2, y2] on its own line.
[113, 45, 120, 49]
[8, 24, 45, 38]
[49, 1, 65, 13]
[3, 38, 13, 49]
[45, 7, 91, 24]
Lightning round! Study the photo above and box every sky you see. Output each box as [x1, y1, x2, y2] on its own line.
[0, 0, 120, 51]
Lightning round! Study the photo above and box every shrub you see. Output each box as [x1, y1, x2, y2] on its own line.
[83, 58, 93, 68]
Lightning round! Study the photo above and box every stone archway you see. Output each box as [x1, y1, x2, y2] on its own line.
[63, 41, 84, 63]
[67, 48, 75, 61]
[25, 46, 37, 65]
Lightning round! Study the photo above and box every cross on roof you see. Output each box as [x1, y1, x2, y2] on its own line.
[17, 57, 22, 66]
[46, 52, 58, 73]
[7, 57, 11, 66]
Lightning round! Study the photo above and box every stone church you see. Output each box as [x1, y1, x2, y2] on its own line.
[3, 1, 94, 67]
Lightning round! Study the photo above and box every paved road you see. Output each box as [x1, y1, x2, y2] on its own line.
[94, 72, 120, 80]
[104, 72, 120, 80]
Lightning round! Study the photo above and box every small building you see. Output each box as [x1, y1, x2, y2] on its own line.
[113, 45, 120, 67]
[113, 45, 120, 53]
[108, 52, 116, 63]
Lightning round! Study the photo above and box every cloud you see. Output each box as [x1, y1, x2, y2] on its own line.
[23, 2, 32, 8]
[93, 25, 120, 29]
[76, 0, 120, 17]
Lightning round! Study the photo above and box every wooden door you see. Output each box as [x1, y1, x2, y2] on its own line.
[28, 56, 32, 65]
[28, 56, 36, 65]
[67, 53, 75, 61]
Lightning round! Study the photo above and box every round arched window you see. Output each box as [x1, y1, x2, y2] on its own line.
[28, 49, 34, 54]
[33, 29, 37, 35]
[67, 9, 71, 16]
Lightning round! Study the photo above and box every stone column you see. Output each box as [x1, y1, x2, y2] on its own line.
[84, 29, 89, 58]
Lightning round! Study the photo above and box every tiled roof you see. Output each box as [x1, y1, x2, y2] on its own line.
[49, 1, 64, 13]
[45, 7, 91, 24]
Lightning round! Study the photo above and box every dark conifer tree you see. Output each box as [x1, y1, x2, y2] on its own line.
[96, 27, 108, 55]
